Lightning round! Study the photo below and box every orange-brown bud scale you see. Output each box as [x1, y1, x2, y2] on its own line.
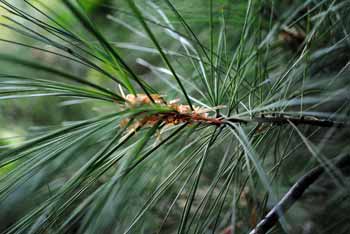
[119, 94, 224, 132]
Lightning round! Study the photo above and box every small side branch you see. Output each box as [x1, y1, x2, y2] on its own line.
[248, 155, 350, 234]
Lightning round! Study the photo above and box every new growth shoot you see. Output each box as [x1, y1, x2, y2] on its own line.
[118, 89, 225, 133]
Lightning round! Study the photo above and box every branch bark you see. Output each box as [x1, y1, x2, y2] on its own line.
[225, 114, 348, 128]
[248, 154, 350, 234]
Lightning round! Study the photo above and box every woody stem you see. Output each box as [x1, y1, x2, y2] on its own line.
[223, 114, 348, 128]
[248, 154, 350, 234]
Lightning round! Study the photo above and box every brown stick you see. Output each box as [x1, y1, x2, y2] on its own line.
[248, 155, 350, 234]
[226, 114, 348, 128]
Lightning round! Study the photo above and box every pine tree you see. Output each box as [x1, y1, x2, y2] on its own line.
[0, 0, 349, 233]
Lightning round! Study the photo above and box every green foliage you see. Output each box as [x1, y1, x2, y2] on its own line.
[0, 0, 349, 233]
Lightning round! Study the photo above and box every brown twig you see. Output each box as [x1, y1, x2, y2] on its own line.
[248, 154, 350, 234]
[225, 114, 348, 128]
[117, 94, 349, 129]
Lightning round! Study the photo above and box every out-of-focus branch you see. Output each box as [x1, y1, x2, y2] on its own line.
[248, 154, 350, 234]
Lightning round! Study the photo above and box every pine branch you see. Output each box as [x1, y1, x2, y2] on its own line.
[248, 154, 350, 234]
[224, 113, 349, 129]
[121, 109, 349, 129]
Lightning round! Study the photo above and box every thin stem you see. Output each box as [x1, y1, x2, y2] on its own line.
[225, 114, 348, 128]
[248, 154, 350, 234]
